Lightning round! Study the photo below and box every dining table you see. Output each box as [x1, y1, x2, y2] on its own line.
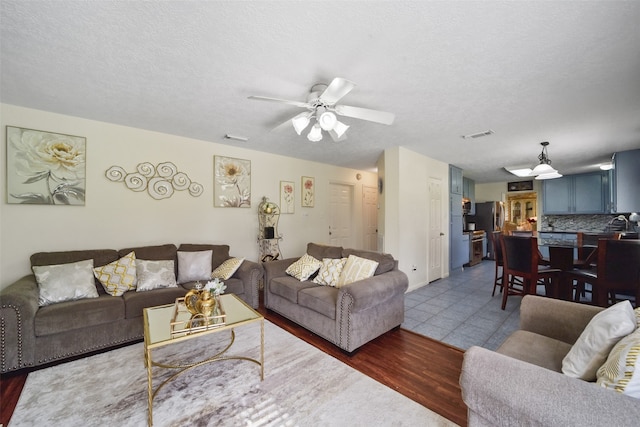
[538, 237, 597, 302]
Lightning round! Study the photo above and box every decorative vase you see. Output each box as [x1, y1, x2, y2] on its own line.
[184, 282, 204, 315]
[195, 289, 215, 317]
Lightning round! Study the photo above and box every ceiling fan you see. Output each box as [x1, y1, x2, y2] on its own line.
[248, 77, 395, 142]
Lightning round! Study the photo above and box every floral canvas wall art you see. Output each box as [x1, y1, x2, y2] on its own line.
[214, 155, 251, 207]
[302, 176, 314, 207]
[6, 126, 86, 205]
[280, 181, 294, 214]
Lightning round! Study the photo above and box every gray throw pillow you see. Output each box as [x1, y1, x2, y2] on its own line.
[33, 259, 99, 306]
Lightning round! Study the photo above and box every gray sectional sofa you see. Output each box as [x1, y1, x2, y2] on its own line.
[0, 243, 263, 373]
[263, 243, 408, 353]
[460, 295, 640, 426]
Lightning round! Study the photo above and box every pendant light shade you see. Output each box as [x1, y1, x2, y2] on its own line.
[318, 110, 338, 131]
[530, 142, 560, 177]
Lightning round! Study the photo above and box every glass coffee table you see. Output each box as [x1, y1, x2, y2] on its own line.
[143, 293, 264, 426]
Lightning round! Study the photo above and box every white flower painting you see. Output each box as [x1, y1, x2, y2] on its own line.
[6, 126, 86, 205]
[214, 155, 251, 207]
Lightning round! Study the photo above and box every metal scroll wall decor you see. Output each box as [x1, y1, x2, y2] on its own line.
[105, 162, 203, 200]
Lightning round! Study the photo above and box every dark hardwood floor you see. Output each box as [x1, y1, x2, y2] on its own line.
[0, 307, 468, 427]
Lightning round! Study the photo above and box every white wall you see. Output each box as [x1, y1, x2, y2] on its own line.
[0, 104, 377, 289]
[383, 147, 449, 291]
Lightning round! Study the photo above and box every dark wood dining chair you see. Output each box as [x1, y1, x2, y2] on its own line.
[592, 238, 640, 307]
[570, 233, 621, 302]
[499, 235, 561, 310]
[489, 231, 504, 296]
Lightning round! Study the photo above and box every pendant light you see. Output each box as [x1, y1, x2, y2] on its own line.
[530, 142, 560, 177]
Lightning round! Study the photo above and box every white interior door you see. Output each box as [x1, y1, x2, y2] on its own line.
[428, 177, 443, 282]
[362, 185, 378, 251]
[329, 183, 353, 248]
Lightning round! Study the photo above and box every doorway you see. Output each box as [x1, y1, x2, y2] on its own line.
[328, 183, 354, 247]
[428, 177, 443, 282]
[362, 185, 378, 251]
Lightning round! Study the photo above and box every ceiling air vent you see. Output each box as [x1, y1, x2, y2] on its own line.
[461, 129, 494, 139]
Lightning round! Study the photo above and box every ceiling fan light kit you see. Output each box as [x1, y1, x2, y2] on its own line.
[249, 77, 394, 143]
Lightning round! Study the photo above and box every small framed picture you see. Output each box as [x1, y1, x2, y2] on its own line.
[301, 176, 314, 207]
[280, 181, 294, 213]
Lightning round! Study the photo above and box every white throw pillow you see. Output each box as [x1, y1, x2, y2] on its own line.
[136, 259, 177, 292]
[286, 254, 322, 281]
[211, 257, 244, 280]
[93, 251, 137, 296]
[313, 258, 347, 287]
[336, 255, 379, 288]
[177, 250, 213, 284]
[562, 300, 637, 381]
[33, 259, 99, 306]
[596, 327, 640, 397]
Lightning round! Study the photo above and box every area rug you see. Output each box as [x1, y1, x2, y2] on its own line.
[10, 321, 455, 426]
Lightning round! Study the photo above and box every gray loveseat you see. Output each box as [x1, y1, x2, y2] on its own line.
[263, 243, 408, 353]
[460, 295, 640, 426]
[0, 243, 263, 373]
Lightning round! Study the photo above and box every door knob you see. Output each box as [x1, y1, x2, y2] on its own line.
[440, 232, 445, 236]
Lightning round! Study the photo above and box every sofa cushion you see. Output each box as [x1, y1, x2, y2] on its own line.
[298, 286, 339, 319]
[211, 257, 244, 280]
[313, 258, 347, 287]
[118, 243, 177, 261]
[269, 276, 318, 304]
[33, 259, 99, 306]
[122, 286, 187, 319]
[93, 251, 137, 296]
[342, 249, 395, 275]
[336, 255, 378, 287]
[178, 244, 230, 271]
[597, 327, 640, 397]
[306, 243, 343, 260]
[497, 330, 573, 372]
[177, 250, 212, 284]
[562, 300, 636, 381]
[136, 259, 178, 291]
[35, 294, 124, 336]
[286, 254, 322, 281]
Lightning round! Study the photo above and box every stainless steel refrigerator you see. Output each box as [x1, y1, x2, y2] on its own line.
[467, 201, 505, 259]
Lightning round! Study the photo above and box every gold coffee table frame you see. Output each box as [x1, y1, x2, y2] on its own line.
[143, 294, 264, 426]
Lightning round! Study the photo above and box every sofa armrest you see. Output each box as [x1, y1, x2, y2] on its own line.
[339, 269, 408, 312]
[461, 346, 640, 427]
[520, 295, 604, 345]
[0, 275, 40, 372]
[231, 259, 263, 308]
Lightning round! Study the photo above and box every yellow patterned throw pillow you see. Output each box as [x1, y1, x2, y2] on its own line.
[336, 255, 379, 287]
[313, 258, 347, 287]
[286, 254, 322, 281]
[93, 251, 137, 296]
[596, 327, 640, 398]
[211, 257, 245, 280]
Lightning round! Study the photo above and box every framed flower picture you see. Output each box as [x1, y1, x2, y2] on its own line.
[214, 155, 251, 207]
[302, 176, 314, 207]
[6, 126, 86, 205]
[280, 181, 294, 214]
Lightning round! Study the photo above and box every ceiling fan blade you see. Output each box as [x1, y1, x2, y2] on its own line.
[333, 104, 395, 125]
[319, 78, 356, 105]
[248, 95, 311, 109]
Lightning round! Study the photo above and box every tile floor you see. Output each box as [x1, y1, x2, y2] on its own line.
[402, 260, 522, 351]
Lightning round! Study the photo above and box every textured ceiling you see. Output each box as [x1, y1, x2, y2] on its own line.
[2, 1, 640, 182]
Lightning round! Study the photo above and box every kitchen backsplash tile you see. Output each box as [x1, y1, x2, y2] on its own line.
[540, 214, 621, 232]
